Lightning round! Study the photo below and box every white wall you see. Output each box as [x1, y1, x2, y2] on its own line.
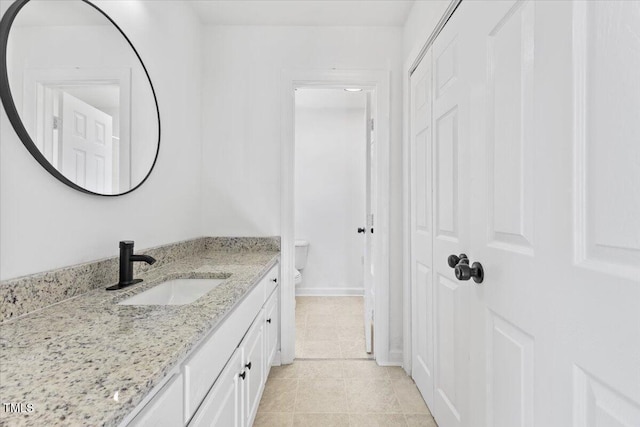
[294, 90, 366, 295]
[200, 25, 405, 354]
[0, 0, 203, 280]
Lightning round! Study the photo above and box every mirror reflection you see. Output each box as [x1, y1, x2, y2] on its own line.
[4, 0, 159, 195]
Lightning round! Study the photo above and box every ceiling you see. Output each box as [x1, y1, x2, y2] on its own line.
[187, 0, 415, 27]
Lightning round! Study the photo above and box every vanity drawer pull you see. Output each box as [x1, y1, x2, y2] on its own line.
[266, 318, 271, 324]
[239, 371, 246, 380]
[245, 361, 252, 370]
[271, 278, 278, 283]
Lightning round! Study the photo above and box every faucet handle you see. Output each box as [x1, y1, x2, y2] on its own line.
[120, 240, 134, 249]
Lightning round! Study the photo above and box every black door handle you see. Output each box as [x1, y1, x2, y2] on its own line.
[455, 262, 484, 284]
[447, 253, 468, 268]
[357, 227, 366, 234]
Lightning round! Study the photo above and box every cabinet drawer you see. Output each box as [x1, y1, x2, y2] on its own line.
[130, 374, 183, 427]
[183, 278, 265, 423]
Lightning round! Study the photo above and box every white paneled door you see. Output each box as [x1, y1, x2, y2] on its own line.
[410, 49, 434, 408]
[410, 1, 640, 427]
[60, 91, 113, 194]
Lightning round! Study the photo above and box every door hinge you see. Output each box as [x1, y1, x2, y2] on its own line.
[53, 116, 61, 130]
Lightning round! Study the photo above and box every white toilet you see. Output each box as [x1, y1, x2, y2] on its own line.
[294, 240, 309, 286]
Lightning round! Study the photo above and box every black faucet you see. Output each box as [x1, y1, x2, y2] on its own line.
[106, 241, 157, 290]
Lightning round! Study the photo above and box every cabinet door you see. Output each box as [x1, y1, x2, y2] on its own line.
[189, 349, 243, 427]
[129, 374, 183, 427]
[242, 309, 266, 427]
[264, 289, 279, 368]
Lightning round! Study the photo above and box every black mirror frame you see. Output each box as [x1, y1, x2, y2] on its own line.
[0, 0, 161, 197]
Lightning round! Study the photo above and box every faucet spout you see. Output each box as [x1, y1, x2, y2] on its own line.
[106, 241, 157, 290]
[130, 254, 156, 265]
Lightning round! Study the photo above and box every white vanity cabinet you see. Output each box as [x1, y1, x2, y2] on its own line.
[189, 349, 243, 427]
[122, 262, 279, 427]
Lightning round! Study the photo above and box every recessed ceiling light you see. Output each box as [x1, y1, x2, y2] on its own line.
[344, 88, 362, 92]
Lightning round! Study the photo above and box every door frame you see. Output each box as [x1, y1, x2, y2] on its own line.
[279, 68, 392, 365]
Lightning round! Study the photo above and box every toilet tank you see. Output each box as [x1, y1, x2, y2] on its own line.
[294, 240, 309, 270]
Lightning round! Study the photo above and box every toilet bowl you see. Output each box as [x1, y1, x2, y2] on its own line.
[294, 240, 309, 286]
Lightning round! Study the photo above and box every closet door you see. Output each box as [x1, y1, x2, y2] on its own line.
[429, 6, 475, 427]
[410, 48, 435, 408]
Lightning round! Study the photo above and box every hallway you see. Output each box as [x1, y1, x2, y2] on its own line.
[254, 296, 438, 426]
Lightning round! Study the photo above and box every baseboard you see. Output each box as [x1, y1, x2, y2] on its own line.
[295, 287, 364, 296]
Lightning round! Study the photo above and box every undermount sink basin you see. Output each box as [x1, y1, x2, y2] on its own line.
[118, 278, 226, 306]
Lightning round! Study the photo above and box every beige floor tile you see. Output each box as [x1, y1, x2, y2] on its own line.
[295, 379, 348, 413]
[295, 327, 307, 341]
[302, 340, 342, 358]
[295, 340, 304, 358]
[349, 414, 408, 427]
[339, 339, 371, 359]
[385, 366, 411, 382]
[393, 381, 430, 414]
[342, 360, 389, 379]
[304, 303, 340, 316]
[405, 414, 438, 427]
[258, 379, 298, 413]
[305, 325, 342, 341]
[338, 323, 365, 341]
[305, 313, 337, 329]
[268, 364, 299, 380]
[253, 412, 294, 427]
[346, 379, 401, 413]
[296, 360, 344, 379]
[293, 413, 350, 427]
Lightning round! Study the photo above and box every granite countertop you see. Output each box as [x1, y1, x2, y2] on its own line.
[0, 248, 280, 427]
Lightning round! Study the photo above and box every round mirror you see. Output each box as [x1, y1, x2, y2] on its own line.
[0, 0, 160, 196]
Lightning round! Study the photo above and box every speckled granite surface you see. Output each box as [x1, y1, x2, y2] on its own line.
[0, 236, 280, 322]
[0, 247, 279, 427]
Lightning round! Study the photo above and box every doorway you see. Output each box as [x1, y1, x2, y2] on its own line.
[293, 87, 371, 359]
[279, 69, 392, 366]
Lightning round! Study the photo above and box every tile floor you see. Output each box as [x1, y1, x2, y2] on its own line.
[295, 296, 372, 359]
[255, 360, 438, 427]
[254, 297, 439, 426]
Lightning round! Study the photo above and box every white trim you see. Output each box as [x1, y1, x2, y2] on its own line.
[280, 68, 391, 365]
[295, 288, 364, 297]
